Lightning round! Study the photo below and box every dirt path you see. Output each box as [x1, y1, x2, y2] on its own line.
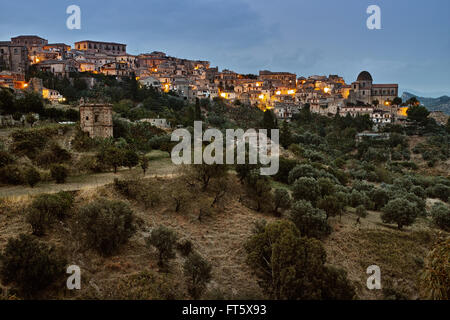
[0, 159, 177, 199]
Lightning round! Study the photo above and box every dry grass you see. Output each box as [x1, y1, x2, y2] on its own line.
[0, 171, 446, 300]
[0, 174, 273, 299]
[324, 210, 440, 300]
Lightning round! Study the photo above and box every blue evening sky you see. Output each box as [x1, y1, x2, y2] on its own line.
[1, 0, 449, 96]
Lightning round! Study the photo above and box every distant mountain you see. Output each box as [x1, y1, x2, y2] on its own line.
[401, 92, 450, 115]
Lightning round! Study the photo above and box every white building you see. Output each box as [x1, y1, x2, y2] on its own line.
[139, 118, 170, 129]
[139, 76, 161, 88]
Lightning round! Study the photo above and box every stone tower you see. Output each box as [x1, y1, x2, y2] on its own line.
[79, 102, 113, 138]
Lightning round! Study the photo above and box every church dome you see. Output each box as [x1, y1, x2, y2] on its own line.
[357, 71, 373, 82]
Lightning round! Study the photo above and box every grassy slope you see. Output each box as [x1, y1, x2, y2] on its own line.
[0, 174, 445, 300]
[324, 211, 438, 300]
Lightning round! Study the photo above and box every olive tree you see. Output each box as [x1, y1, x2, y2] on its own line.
[381, 198, 418, 229]
[273, 188, 291, 216]
[183, 252, 212, 299]
[147, 226, 178, 269]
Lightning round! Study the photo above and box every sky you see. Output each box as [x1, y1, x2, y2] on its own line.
[1, 0, 449, 97]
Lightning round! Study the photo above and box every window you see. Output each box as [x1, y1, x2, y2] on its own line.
[95, 115, 99, 122]
[86, 116, 89, 121]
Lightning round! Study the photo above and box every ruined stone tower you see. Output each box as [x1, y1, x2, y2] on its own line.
[79, 102, 113, 138]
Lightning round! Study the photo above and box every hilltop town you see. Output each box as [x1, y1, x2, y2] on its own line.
[1, 35, 412, 126]
[0, 35, 449, 302]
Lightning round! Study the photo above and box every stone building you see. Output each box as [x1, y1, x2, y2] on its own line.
[11, 35, 48, 52]
[259, 70, 297, 88]
[0, 41, 28, 73]
[348, 71, 398, 106]
[79, 103, 113, 138]
[36, 59, 80, 77]
[74, 40, 126, 56]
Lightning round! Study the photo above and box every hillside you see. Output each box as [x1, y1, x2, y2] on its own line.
[0, 174, 445, 300]
[402, 92, 450, 115]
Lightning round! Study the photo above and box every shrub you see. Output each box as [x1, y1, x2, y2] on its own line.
[138, 188, 162, 209]
[411, 185, 426, 199]
[170, 182, 190, 213]
[356, 205, 367, 218]
[177, 239, 193, 257]
[191, 163, 228, 191]
[292, 177, 320, 204]
[183, 252, 212, 299]
[10, 128, 49, 159]
[0, 150, 14, 168]
[26, 192, 74, 236]
[430, 203, 450, 231]
[381, 198, 418, 229]
[274, 157, 297, 184]
[147, 226, 178, 268]
[140, 155, 149, 175]
[75, 199, 135, 255]
[0, 164, 23, 185]
[318, 177, 336, 197]
[335, 191, 349, 208]
[122, 149, 139, 169]
[50, 164, 68, 184]
[35, 143, 71, 167]
[290, 200, 331, 239]
[24, 167, 41, 188]
[244, 169, 273, 212]
[288, 164, 316, 184]
[273, 188, 291, 216]
[419, 237, 449, 300]
[393, 177, 414, 192]
[98, 147, 125, 173]
[111, 270, 183, 300]
[427, 184, 450, 202]
[370, 188, 390, 211]
[0, 234, 66, 296]
[245, 220, 354, 299]
[113, 178, 161, 209]
[349, 190, 371, 209]
[317, 195, 345, 219]
[71, 129, 97, 151]
[321, 266, 356, 300]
